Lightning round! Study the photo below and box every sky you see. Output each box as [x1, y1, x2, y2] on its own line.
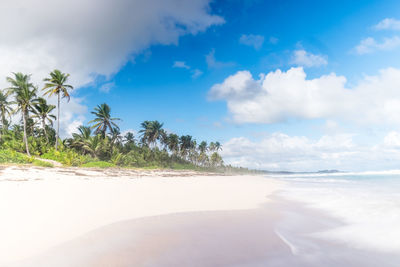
[3, 0, 400, 171]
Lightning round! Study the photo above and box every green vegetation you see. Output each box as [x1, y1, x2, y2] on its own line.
[0, 149, 32, 164]
[0, 69, 235, 172]
[81, 161, 115, 168]
[33, 159, 53, 168]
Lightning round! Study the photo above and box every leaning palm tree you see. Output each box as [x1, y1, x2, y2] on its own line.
[0, 90, 13, 135]
[89, 103, 120, 137]
[6, 73, 38, 156]
[42, 69, 73, 150]
[32, 97, 56, 143]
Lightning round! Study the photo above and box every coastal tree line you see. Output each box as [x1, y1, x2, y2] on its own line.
[0, 70, 223, 168]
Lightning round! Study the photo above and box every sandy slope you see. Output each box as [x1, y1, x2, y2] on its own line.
[0, 166, 280, 265]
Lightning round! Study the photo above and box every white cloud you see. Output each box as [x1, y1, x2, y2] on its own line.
[209, 67, 400, 125]
[374, 18, 400, 31]
[173, 61, 203, 78]
[269, 36, 279, 44]
[355, 36, 400, 54]
[0, 1, 223, 138]
[0, 0, 223, 88]
[98, 82, 115, 93]
[383, 131, 400, 148]
[191, 69, 203, 78]
[239, 34, 264, 50]
[291, 50, 328, 67]
[173, 61, 190, 69]
[222, 131, 400, 171]
[206, 49, 235, 68]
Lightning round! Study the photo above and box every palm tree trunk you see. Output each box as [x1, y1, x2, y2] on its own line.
[42, 118, 49, 143]
[56, 93, 60, 150]
[22, 111, 30, 156]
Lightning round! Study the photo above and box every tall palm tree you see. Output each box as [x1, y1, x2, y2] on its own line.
[198, 141, 208, 154]
[179, 135, 194, 159]
[139, 120, 164, 147]
[215, 141, 222, 152]
[0, 90, 13, 135]
[42, 69, 73, 150]
[167, 133, 179, 154]
[32, 97, 56, 143]
[89, 103, 120, 137]
[6, 73, 38, 156]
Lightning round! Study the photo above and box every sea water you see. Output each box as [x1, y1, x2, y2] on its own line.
[273, 171, 400, 257]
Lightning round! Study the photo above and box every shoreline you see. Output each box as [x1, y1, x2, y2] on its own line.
[14, 196, 400, 267]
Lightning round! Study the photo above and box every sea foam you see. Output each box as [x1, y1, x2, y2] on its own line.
[275, 172, 400, 253]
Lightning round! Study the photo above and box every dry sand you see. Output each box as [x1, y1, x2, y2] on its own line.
[0, 166, 281, 266]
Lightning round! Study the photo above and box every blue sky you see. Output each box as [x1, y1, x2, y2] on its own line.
[3, 0, 400, 171]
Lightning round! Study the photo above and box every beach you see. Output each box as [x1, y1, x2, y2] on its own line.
[0, 166, 280, 266]
[2, 167, 400, 267]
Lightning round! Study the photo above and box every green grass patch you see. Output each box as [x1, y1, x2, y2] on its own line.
[33, 159, 54, 168]
[81, 161, 116, 168]
[0, 149, 32, 164]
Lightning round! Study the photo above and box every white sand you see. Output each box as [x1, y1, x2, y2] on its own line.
[0, 166, 280, 265]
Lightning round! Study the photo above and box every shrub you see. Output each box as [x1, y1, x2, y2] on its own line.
[41, 149, 94, 166]
[81, 161, 115, 168]
[33, 159, 54, 168]
[0, 149, 32, 164]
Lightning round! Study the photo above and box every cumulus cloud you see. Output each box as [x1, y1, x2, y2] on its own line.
[221, 132, 400, 171]
[291, 50, 328, 67]
[0, 0, 223, 137]
[0, 0, 223, 88]
[209, 67, 400, 125]
[355, 36, 400, 54]
[239, 34, 264, 50]
[374, 18, 400, 31]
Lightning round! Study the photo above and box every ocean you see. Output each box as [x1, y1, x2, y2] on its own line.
[270, 171, 400, 266]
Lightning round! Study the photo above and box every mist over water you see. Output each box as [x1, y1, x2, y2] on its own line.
[274, 171, 400, 255]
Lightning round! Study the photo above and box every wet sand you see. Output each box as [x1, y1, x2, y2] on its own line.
[15, 200, 400, 267]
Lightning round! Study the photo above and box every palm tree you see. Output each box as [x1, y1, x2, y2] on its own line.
[6, 73, 38, 156]
[32, 97, 56, 143]
[110, 127, 122, 146]
[139, 120, 164, 147]
[167, 133, 179, 154]
[198, 141, 208, 154]
[70, 125, 92, 155]
[0, 90, 13, 135]
[179, 135, 195, 159]
[89, 103, 120, 137]
[42, 69, 73, 150]
[215, 141, 222, 152]
[124, 132, 135, 145]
